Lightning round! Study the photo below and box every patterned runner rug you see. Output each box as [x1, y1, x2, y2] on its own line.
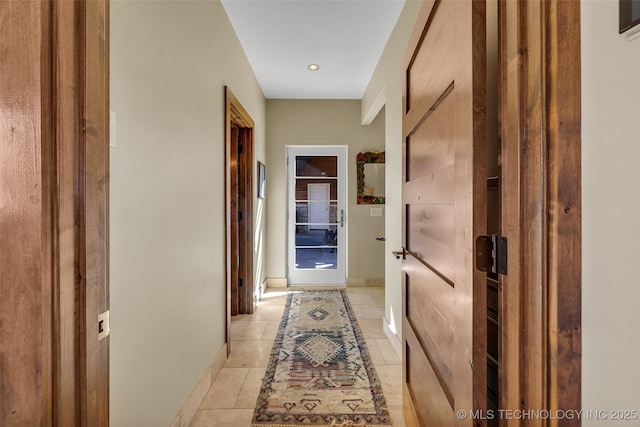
[252, 290, 392, 427]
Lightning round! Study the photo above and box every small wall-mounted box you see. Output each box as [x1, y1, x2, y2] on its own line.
[370, 207, 384, 217]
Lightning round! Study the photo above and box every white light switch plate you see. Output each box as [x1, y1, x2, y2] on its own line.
[370, 207, 383, 217]
[110, 110, 117, 147]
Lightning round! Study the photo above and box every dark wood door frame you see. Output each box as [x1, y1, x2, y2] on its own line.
[224, 87, 256, 352]
[0, 0, 110, 425]
[499, 0, 581, 425]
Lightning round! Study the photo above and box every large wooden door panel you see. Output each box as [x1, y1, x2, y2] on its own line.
[406, 327, 454, 426]
[405, 0, 454, 133]
[402, 0, 487, 425]
[406, 205, 455, 281]
[404, 257, 455, 401]
[406, 91, 455, 180]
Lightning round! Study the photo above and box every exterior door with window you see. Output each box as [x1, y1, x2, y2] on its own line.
[287, 146, 347, 285]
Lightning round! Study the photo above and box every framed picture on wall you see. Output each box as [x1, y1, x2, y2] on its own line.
[620, 0, 640, 34]
[258, 161, 266, 199]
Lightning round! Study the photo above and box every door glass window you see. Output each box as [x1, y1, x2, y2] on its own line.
[294, 156, 338, 270]
[295, 156, 338, 177]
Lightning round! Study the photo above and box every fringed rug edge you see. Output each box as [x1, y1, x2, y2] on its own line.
[252, 424, 392, 427]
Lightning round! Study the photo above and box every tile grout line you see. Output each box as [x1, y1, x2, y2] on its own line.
[231, 368, 253, 409]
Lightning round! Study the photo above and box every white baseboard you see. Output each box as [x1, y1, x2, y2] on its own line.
[266, 278, 287, 288]
[266, 278, 386, 288]
[170, 343, 228, 427]
[383, 318, 402, 359]
[346, 277, 384, 287]
[258, 278, 267, 300]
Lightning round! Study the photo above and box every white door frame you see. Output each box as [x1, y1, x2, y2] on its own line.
[287, 146, 347, 285]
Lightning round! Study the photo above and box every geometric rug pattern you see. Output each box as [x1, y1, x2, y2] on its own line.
[252, 290, 392, 427]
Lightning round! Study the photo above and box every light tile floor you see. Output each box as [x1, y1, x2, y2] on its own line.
[190, 287, 406, 427]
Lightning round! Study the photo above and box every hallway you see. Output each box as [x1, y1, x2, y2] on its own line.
[4, 0, 640, 424]
[189, 287, 405, 427]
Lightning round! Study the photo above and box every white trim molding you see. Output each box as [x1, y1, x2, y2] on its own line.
[383, 317, 402, 358]
[266, 278, 288, 288]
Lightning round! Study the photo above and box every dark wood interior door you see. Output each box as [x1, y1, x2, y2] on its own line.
[401, 0, 487, 425]
[225, 87, 255, 338]
[230, 124, 241, 316]
[230, 122, 254, 316]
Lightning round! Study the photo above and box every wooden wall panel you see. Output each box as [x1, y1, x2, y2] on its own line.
[83, 0, 111, 424]
[0, 0, 110, 425]
[498, 0, 581, 425]
[467, 0, 489, 418]
[520, 1, 548, 418]
[0, 1, 53, 425]
[498, 0, 523, 422]
[53, 0, 82, 425]
[546, 1, 582, 424]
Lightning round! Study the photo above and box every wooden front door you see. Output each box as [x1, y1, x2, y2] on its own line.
[401, 0, 487, 425]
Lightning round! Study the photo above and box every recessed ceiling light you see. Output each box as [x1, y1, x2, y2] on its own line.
[308, 64, 320, 71]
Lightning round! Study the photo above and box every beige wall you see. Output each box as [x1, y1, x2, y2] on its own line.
[265, 100, 386, 283]
[582, 1, 640, 422]
[360, 0, 422, 352]
[110, 1, 265, 425]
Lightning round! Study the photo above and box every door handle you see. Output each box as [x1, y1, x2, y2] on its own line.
[392, 248, 406, 260]
[340, 209, 345, 228]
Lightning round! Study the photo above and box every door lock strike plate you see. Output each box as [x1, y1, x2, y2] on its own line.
[98, 310, 110, 341]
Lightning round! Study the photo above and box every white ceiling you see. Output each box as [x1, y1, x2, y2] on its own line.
[220, 0, 406, 99]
